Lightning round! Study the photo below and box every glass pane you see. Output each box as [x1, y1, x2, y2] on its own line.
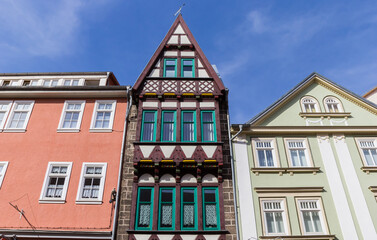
[139, 189, 152, 202]
[60, 167, 67, 173]
[46, 188, 55, 197]
[72, 80, 79, 86]
[51, 80, 58, 86]
[183, 60, 192, 65]
[266, 212, 275, 233]
[183, 66, 193, 77]
[138, 204, 151, 227]
[95, 167, 102, 174]
[84, 178, 92, 186]
[183, 112, 194, 122]
[86, 167, 94, 174]
[183, 204, 194, 227]
[164, 112, 174, 122]
[0, 112, 4, 123]
[298, 150, 308, 166]
[183, 123, 194, 141]
[203, 123, 214, 141]
[55, 188, 63, 197]
[51, 166, 60, 173]
[144, 112, 155, 122]
[303, 211, 314, 232]
[312, 211, 323, 232]
[161, 189, 173, 202]
[92, 178, 100, 186]
[275, 212, 284, 233]
[64, 80, 71, 86]
[165, 67, 176, 77]
[258, 150, 266, 167]
[162, 122, 174, 141]
[291, 150, 299, 166]
[266, 150, 274, 166]
[204, 189, 216, 202]
[166, 60, 176, 65]
[364, 149, 374, 165]
[202, 112, 213, 122]
[98, 104, 105, 109]
[205, 204, 217, 228]
[82, 188, 90, 198]
[160, 204, 173, 227]
[371, 149, 377, 165]
[183, 190, 195, 202]
[0, 165, 3, 172]
[143, 123, 154, 141]
[48, 177, 57, 186]
[43, 80, 50, 86]
[57, 178, 65, 186]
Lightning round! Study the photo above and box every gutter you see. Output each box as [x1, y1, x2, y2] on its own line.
[111, 86, 132, 240]
[225, 89, 240, 240]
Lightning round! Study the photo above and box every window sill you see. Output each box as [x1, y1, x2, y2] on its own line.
[39, 199, 66, 204]
[89, 128, 112, 133]
[260, 235, 335, 240]
[361, 166, 377, 174]
[57, 129, 80, 133]
[3, 128, 26, 133]
[251, 167, 320, 176]
[299, 112, 351, 118]
[75, 200, 103, 205]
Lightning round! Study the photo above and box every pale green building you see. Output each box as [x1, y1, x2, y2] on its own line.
[231, 73, 377, 240]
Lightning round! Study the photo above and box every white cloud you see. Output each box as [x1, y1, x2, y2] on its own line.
[246, 10, 266, 34]
[0, 0, 84, 57]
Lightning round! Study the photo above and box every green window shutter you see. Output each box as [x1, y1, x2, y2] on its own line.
[181, 187, 198, 230]
[181, 110, 196, 142]
[164, 59, 177, 77]
[201, 111, 217, 142]
[141, 111, 157, 142]
[161, 111, 176, 142]
[135, 187, 154, 230]
[203, 187, 220, 230]
[181, 58, 195, 77]
[158, 187, 175, 230]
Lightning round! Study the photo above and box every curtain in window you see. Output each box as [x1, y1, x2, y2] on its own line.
[160, 204, 173, 227]
[138, 204, 151, 227]
[202, 112, 214, 141]
[183, 204, 194, 227]
[162, 112, 174, 141]
[205, 204, 217, 228]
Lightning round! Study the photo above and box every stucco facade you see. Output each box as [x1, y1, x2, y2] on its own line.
[231, 73, 377, 240]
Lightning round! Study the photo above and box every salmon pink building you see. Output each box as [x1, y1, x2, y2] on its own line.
[0, 72, 130, 240]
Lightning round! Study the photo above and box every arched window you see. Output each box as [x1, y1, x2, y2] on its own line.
[301, 96, 320, 113]
[324, 96, 343, 113]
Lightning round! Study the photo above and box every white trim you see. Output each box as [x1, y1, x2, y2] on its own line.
[57, 100, 85, 131]
[76, 162, 107, 204]
[89, 100, 116, 131]
[251, 138, 280, 167]
[284, 138, 313, 167]
[296, 198, 328, 235]
[233, 140, 258, 240]
[0, 161, 9, 188]
[333, 135, 377, 239]
[301, 96, 321, 113]
[260, 198, 290, 236]
[4, 100, 34, 131]
[355, 137, 377, 166]
[0, 101, 13, 130]
[39, 162, 73, 203]
[316, 135, 358, 240]
[323, 96, 344, 113]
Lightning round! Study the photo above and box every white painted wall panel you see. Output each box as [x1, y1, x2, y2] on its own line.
[198, 69, 209, 77]
[164, 51, 178, 56]
[161, 102, 177, 108]
[200, 102, 215, 108]
[167, 35, 178, 44]
[143, 102, 158, 108]
[180, 102, 196, 108]
[181, 51, 195, 57]
[181, 35, 191, 44]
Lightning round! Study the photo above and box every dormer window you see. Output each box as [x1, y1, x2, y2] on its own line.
[301, 96, 320, 113]
[164, 59, 177, 77]
[2, 81, 10, 86]
[64, 79, 79, 86]
[23, 81, 31, 86]
[324, 96, 343, 113]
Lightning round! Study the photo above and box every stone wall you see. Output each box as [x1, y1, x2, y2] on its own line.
[116, 104, 138, 240]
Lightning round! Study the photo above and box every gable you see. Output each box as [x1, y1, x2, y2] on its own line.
[133, 15, 225, 96]
[257, 81, 377, 127]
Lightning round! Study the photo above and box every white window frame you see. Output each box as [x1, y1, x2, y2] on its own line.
[57, 100, 86, 132]
[39, 162, 73, 203]
[43, 80, 59, 87]
[63, 79, 84, 86]
[296, 198, 328, 235]
[4, 100, 35, 132]
[284, 138, 313, 167]
[260, 198, 290, 236]
[90, 100, 117, 132]
[252, 138, 280, 167]
[0, 101, 13, 131]
[300, 96, 320, 113]
[76, 162, 107, 204]
[0, 161, 9, 188]
[323, 96, 343, 113]
[356, 138, 377, 166]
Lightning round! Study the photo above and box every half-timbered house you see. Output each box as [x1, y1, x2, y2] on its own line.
[116, 15, 237, 240]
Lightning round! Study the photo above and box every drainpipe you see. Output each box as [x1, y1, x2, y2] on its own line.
[225, 89, 241, 240]
[112, 86, 132, 240]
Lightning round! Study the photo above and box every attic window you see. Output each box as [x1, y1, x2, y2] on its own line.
[324, 96, 343, 113]
[2, 81, 10, 86]
[164, 59, 177, 77]
[301, 96, 320, 113]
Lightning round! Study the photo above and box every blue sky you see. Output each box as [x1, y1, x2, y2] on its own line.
[1, 0, 377, 123]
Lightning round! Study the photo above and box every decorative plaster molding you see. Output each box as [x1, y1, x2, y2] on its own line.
[333, 134, 346, 143]
[317, 135, 329, 143]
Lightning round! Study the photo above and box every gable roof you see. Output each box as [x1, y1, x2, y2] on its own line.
[132, 14, 225, 91]
[245, 72, 377, 125]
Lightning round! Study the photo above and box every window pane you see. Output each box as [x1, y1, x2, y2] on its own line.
[72, 80, 79, 86]
[290, 150, 299, 166]
[86, 167, 94, 174]
[183, 204, 194, 227]
[312, 211, 323, 232]
[183, 190, 195, 202]
[64, 80, 71, 86]
[183, 123, 194, 141]
[165, 66, 176, 77]
[183, 112, 194, 122]
[162, 122, 174, 141]
[166, 60, 176, 65]
[144, 112, 155, 122]
[183, 66, 193, 77]
[203, 123, 214, 141]
[205, 204, 217, 228]
[140, 189, 152, 202]
[161, 189, 173, 202]
[143, 123, 154, 141]
[60, 167, 67, 173]
[202, 112, 213, 122]
[303, 211, 314, 232]
[52, 166, 60, 173]
[266, 212, 275, 233]
[183, 60, 192, 65]
[275, 212, 284, 233]
[298, 150, 308, 166]
[138, 204, 151, 227]
[160, 204, 173, 227]
[204, 189, 216, 202]
[258, 150, 267, 167]
[266, 150, 274, 166]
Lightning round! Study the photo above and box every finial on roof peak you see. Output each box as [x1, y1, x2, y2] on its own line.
[174, 3, 185, 16]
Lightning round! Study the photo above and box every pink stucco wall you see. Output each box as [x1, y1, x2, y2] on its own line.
[0, 98, 127, 231]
